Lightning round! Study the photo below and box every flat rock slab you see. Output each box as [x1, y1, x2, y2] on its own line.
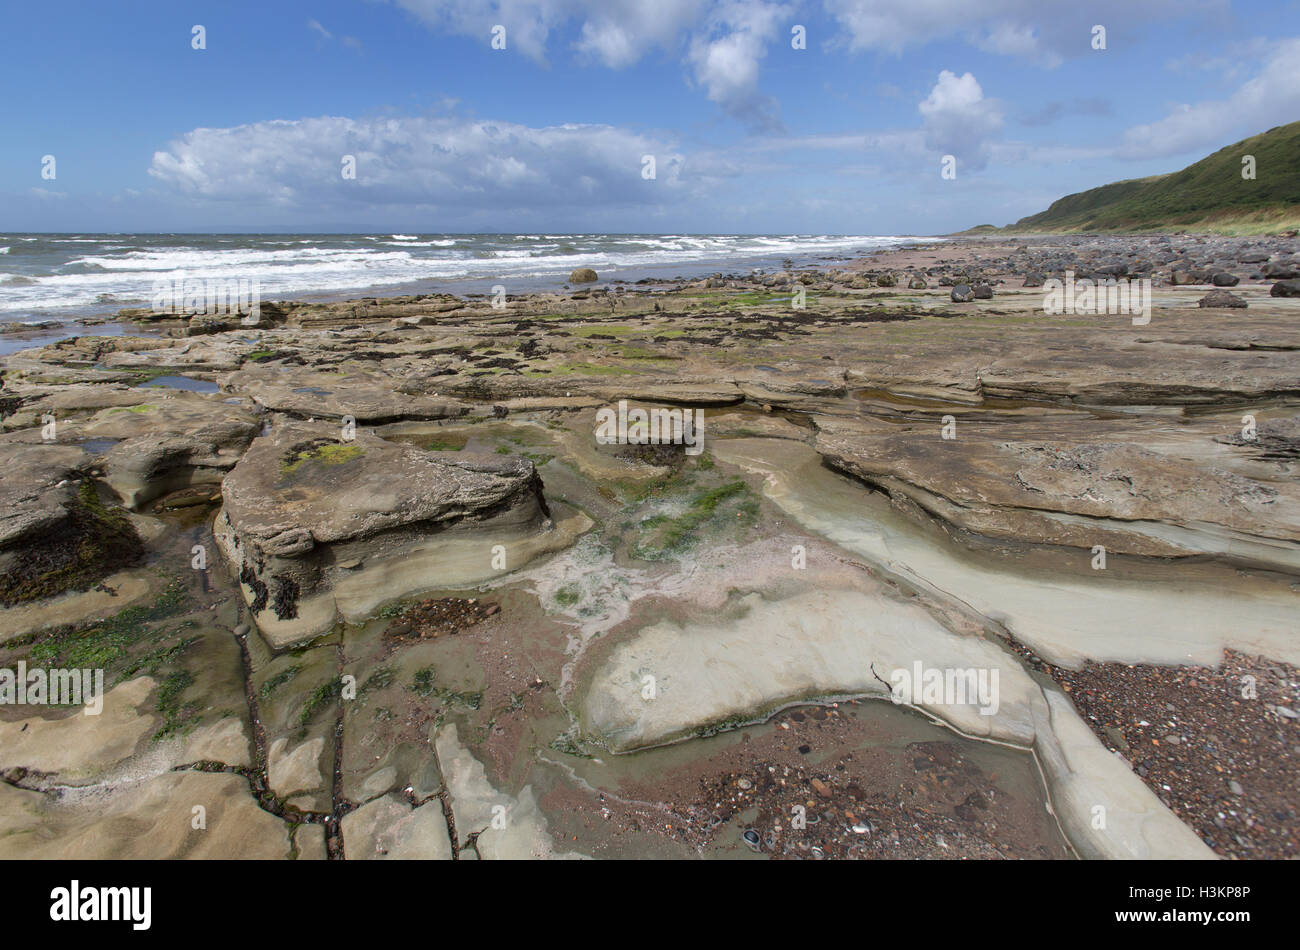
[220, 364, 469, 423]
[0, 771, 293, 859]
[815, 413, 1300, 567]
[434, 723, 586, 859]
[341, 793, 452, 860]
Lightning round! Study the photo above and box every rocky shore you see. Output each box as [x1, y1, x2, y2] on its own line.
[1, 232, 1296, 859]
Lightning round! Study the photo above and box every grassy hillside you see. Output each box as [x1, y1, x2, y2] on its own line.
[1002, 120, 1300, 234]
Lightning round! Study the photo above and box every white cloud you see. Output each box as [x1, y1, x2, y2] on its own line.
[974, 22, 1060, 67]
[1120, 36, 1300, 158]
[147, 114, 695, 218]
[390, 0, 630, 64]
[918, 70, 1004, 168]
[387, 1, 1229, 132]
[307, 17, 363, 50]
[392, 0, 786, 128]
[823, 0, 1220, 61]
[687, 1, 789, 130]
[573, 0, 705, 67]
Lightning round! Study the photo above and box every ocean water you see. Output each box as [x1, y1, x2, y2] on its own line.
[0, 232, 931, 323]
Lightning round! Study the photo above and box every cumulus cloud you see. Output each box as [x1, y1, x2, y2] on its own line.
[572, 0, 705, 67]
[1119, 36, 1300, 158]
[687, 1, 789, 131]
[147, 115, 694, 219]
[918, 70, 1004, 169]
[390, 1, 1219, 131]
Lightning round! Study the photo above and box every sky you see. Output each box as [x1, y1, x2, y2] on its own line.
[2, 0, 1298, 234]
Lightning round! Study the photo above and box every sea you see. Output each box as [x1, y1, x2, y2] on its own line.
[0, 232, 935, 352]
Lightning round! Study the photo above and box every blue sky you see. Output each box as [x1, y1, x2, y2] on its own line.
[2, 0, 1298, 233]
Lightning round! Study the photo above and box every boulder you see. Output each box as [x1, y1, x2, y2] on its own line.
[973, 284, 994, 299]
[1271, 279, 1300, 297]
[1263, 262, 1300, 279]
[1211, 272, 1240, 287]
[908, 277, 928, 290]
[1022, 273, 1045, 288]
[950, 284, 975, 303]
[875, 273, 897, 288]
[1197, 290, 1247, 309]
[569, 268, 598, 284]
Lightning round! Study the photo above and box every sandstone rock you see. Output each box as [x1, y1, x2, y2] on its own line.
[219, 364, 469, 423]
[0, 444, 142, 607]
[434, 723, 586, 859]
[0, 771, 294, 859]
[215, 420, 555, 645]
[0, 443, 88, 551]
[105, 420, 259, 510]
[814, 414, 1300, 573]
[341, 794, 452, 860]
[569, 268, 598, 284]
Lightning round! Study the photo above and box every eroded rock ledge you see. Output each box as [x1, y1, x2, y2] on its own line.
[215, 420, 556, 646]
